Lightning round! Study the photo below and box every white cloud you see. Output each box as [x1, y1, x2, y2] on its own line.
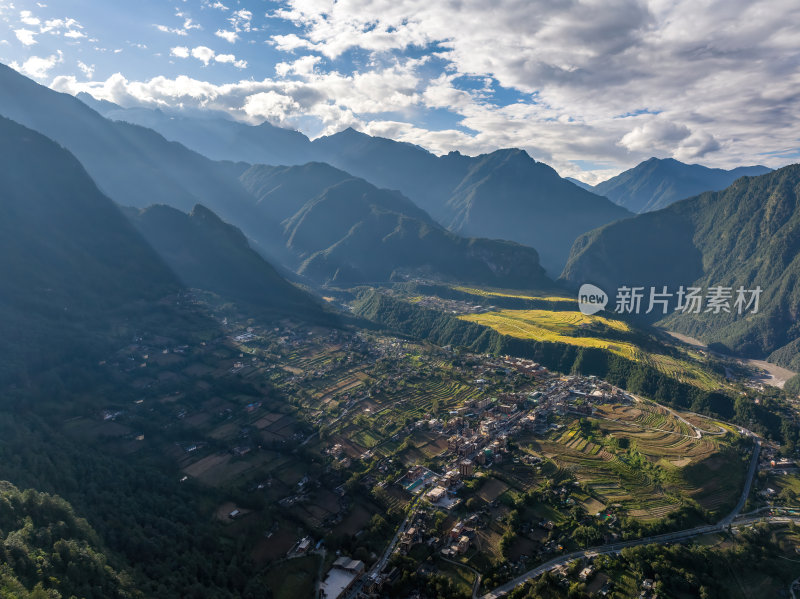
[156, 24, 185, 35]
[184, 18, 201, 31]
[243, 91, 300, 120]
[19, 9, 39, 25]
[14, 28, 37, 45]
[619, 120, 691, 153]
[173, 45, 248, 68]
[214, 53, 247, 69]
[155, 17, 201, 36]
[77, 60, 93, 78]
[230, 9, 252, 31]
[50, 57, 421, 132]
[260, 0, 800, 178]
[215, 29, 238, 43]
[191, 45, 215, 65]
[63, 29, 85, 39]
[674, 131, 722, 162]
[10, 50, 62, 79]
[271, 33, 317, 53]
[213, 8, 252, 44]
[275, 54, 321, 77]
[41, 0, 800, 181]
[41, 17, 81, 33]
[170, 46, 190, 58]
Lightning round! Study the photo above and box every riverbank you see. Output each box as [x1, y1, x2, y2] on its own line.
[664, 330, 796, 389]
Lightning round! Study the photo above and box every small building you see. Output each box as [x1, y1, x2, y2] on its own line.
[320, 557, 365, 599]
[457, 535, 470, 554]
[296, 537, 312, 554]
[426, 486, 447, 503]
[459, 460, 474, 477]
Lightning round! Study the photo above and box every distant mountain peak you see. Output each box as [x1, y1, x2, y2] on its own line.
[593, 157, 773, 212]
[338, 125, 366, 137]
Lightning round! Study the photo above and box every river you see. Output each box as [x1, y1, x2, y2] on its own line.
[664, 330, 796, 389]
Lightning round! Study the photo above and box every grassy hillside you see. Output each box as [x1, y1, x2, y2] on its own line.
[460, 309, 639, 360]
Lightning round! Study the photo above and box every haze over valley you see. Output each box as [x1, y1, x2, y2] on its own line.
[1, 2, 799, 598]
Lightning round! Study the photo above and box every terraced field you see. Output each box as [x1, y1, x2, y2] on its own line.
[367, 379, 483, 422]
[452, 287, 577, 304]
[523, 404, 743, 520]
[460, 307, 725, 391]
[639, 351, 720, 390]
[460, 309, 639, 360]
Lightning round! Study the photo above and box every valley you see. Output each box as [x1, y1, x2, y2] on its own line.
[0, 32, 798, 599]
[665, 331, 798, 389]
[26, 285, 764, 599]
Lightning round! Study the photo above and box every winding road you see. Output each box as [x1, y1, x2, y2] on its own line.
[439, 555, 482, 599]
[480, 435, 762, 599]
[346, 409, 763, 599]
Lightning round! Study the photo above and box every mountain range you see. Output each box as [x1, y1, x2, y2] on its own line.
[562, 164, 800, 368]
[0, 114, 180, 383]
[590, 157, 772, 213]
[1, 64, 550, 288]
[126, 203, 332, 321]
[241, 163, 551, 287]
[82, 97, 632, 274]
[0, 63, 290, 263]
[0, 110, 332, 387]
[4, 62, 796, 369]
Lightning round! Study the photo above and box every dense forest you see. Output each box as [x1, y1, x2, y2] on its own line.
[0, 481, 136, 598]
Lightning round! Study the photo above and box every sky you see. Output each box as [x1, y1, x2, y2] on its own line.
[0, 0, 798, 183]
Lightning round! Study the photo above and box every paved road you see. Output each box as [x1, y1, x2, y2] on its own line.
[343, 494, 423, 599]
[721, 437, 760, 526]
[480, 523, 720, 599]
[481, 436, 762, 599]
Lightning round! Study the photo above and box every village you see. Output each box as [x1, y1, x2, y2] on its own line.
[72, 290, 782, 599]
[309, 358, 650, 598]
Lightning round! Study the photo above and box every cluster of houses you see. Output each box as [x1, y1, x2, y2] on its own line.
[440, 519, 474, 557]
[413, 295, 496, 315]
[400, 371, 633, 501]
